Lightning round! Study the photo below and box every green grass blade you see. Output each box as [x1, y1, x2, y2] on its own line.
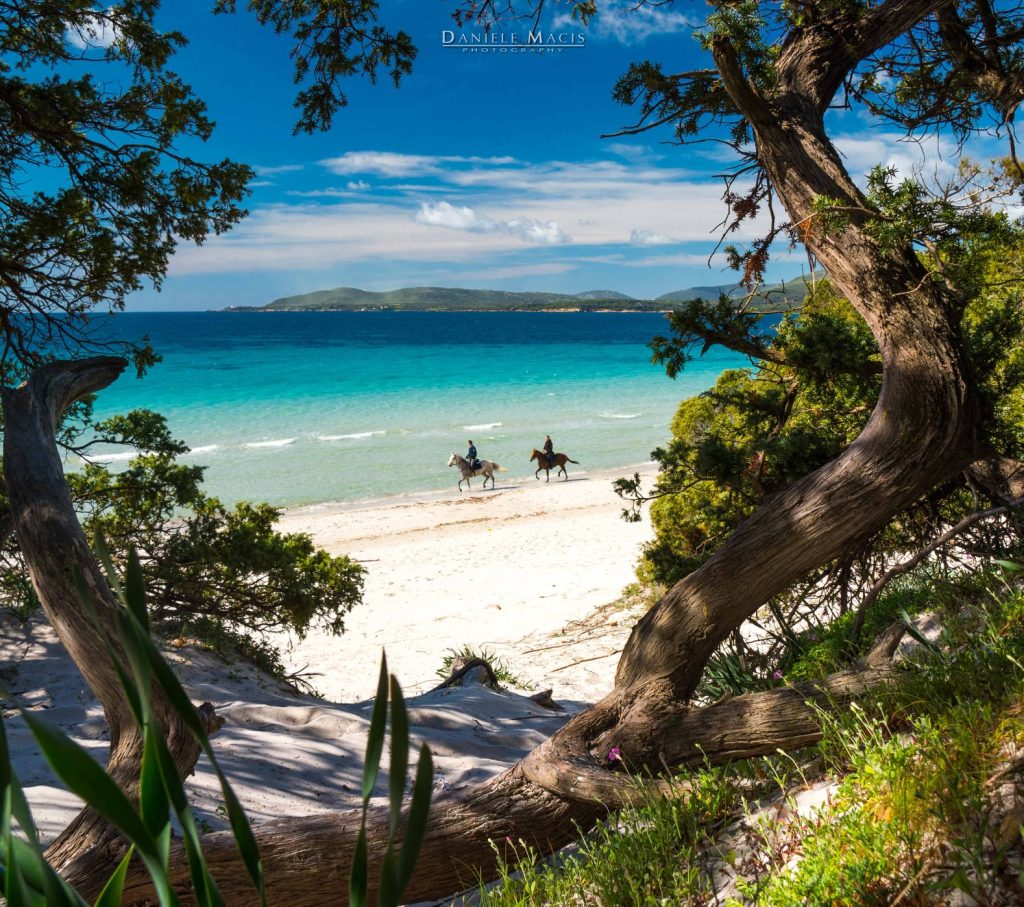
[899, 608, 942, 654]
[91, 533, 123, 601]
[140, 724, 170, 838]
[362, 653, 390, 802]
[995, 559, 1024, 573]
[387, 674, 409, 839]
[92, 847, 133, 907]
[208, 768, 262, 905]
[4, 840, 36, 907]
[111, 657, 147, 729]
[349, 826, 369, 907]
[378, 847, 397, 907]
[396, 743, 434, 894]
[18, 711, 158, 861]
[118, 607, 260, 904]
[16, 711, 180, 904]
[123, 549, 149, 631]
[0, 719, 39, 848]
[6, 836, 45, 903]
[146, 716, 223, 907]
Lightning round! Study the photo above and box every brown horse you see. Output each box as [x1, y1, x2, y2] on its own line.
[529, 449, 579, 482]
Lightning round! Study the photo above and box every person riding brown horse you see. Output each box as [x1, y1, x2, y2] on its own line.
[529, 448, 580, 482]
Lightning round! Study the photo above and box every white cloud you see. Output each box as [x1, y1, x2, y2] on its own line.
[554, 1, 697, 44]
[253, 164, 304, 177]
[832, 130, 963, 183]
[607, 142, 664, 163]
[286, 188, 358, 199]
[415, 201, 570, 244]
[65, 10, 121, 49]
[320, 151, 517, 178]
[347, 180, 370, 191]
[415, 201, 481, 230]
[630, 229, 676, 245]
[166, 150, 770, 276]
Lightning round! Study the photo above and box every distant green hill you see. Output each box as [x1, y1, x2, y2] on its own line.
[225, 274, 818, 313]
[573, 289, 635, 300]
[658, 274, 818, 308]
[230, 285, 661, 312]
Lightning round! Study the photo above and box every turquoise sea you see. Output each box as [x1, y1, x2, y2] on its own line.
[79, 312, 747, 507]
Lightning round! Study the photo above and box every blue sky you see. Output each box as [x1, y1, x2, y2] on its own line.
[109, 2, 965, 310]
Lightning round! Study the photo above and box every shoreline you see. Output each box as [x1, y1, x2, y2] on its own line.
[279, 459, 656, 518]
[273, 462, 658, 705]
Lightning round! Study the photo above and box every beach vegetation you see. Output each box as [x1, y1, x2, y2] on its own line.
[0, 407, 364, 679]
[480, 570, 1024, 906]
[436, 645, 534, 690]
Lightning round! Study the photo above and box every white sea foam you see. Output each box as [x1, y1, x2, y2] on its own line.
[244, 438, 296, 449]
[90, 450, 137, 462]
[600, 412, 642, 420]
[318, 431, 386, 441]
[187, 444, 221, 455]
[464, 422, 502, 431]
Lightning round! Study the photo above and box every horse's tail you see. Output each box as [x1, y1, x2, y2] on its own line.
[495, 463, 507, 472]
[567, 457, 580, 464]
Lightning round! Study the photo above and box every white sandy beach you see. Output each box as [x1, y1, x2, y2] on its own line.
[4, 462, 657, 853]
[274, 463, 657, 705]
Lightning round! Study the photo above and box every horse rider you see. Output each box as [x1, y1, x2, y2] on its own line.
[542, 434, 554, 468]
[466, 440, 480, 471]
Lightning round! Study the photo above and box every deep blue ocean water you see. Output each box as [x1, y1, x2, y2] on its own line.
[77, 312, 748, 506]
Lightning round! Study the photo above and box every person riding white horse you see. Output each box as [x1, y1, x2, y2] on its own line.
[448, 451, 503, 491]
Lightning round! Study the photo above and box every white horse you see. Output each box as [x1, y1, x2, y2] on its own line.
[447, 452, 503, 491]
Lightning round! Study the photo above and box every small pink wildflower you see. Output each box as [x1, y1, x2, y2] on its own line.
[771, 669, 784, 681]
[608, 746, 622, 763]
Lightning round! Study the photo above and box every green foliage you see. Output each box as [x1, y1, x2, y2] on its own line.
[0, 2, 421, 372]
[753, 581, 1024, 905]
[631, 208, 1024, 595]
[481, 574, 1024, 906]
[350, 653, 434, 907]
[479, 766, 744, 907]
[0, 409, 364, 676]
[436, 645, 533, 690]
[212, 0, 416, 135]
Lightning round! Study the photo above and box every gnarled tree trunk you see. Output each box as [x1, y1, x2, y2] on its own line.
[2, 359, 220, 888]
[1, 1, 1003, 904]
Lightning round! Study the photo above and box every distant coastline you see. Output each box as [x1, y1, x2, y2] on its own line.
[222, 275, 815, 314]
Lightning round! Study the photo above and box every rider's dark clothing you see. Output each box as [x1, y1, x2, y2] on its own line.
[467, 444, 479, 469]
[542, 438, 554, 467]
